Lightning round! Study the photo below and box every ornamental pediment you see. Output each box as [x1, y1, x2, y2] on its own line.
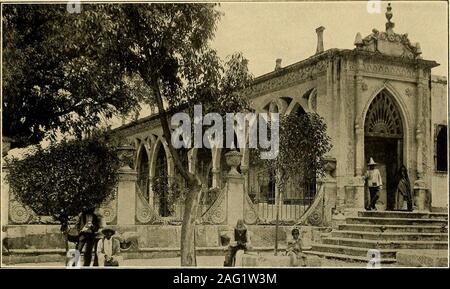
[354, 3, 422, 60]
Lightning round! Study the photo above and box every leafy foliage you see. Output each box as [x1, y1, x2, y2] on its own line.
[251, 112, 332, 191]
[5, 137, 120, 227]
[152, 175, 188, 216]
[2, 4, 145, 148]
[3, 3, 253, 266]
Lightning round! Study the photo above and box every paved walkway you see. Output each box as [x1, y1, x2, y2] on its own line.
[6, 254, 379, 268]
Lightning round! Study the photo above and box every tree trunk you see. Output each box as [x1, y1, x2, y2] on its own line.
[180, 185, 201, 266]
[61, 222, 70, 266]
[64, 232, 70, 266]
[147, 76, 202, 267]
[274, 186, 280, 255]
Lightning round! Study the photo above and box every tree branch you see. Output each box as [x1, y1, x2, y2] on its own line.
[149, 76, 198, 187]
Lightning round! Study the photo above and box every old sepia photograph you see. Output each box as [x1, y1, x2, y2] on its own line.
[0, 0, 448, 271]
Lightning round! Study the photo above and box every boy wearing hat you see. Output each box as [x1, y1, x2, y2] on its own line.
[97, 227, 122, 267]
[365, 157, 383, 211]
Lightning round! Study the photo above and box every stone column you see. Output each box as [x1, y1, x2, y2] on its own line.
[116, 144, 137, 225]
[225, 150, 245, 226]
[117, 166, 137, 225]
[240, 165, 249, 194]
[354, 56, 365, 176]
[2, 137, 12, 226]
[414, 73, 430, 211]
[353, 56, 367, 212]
[322, 157, 337, 225]
[354, 124, 365, 177]
[1, 166, 9, 226]
[211, 168, 221, 188]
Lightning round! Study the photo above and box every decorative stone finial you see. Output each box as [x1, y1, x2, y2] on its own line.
[225, 149, 242, 176]
[116, 142, 136, 170]
[385, 3, 395, 33]
[354, 32, 363, 48]
[274, 58, 282, 71]
[415, 42, 422, 58]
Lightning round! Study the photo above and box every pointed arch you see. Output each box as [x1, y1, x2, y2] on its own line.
[362, 83, 411, 168]
[361, 83, 411, 133]
[363, 86, 410, 210]
[259, 97, 290, 115]
[285, 101, 307, 116]
[136, 144, 150, 200]
[149, 137, 172, 178]
[364, 90, 403, 138]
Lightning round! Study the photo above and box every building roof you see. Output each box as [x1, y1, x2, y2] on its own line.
[109, 3, 442, 137]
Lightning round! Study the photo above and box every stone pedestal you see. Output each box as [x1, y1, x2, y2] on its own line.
[323, 178, 337, 226]
[414, 180, 431, 212]
[224, 150, 245, 227]
[1, 166, 9, 226]
[226, 174, 245, 227]
[340, 177, 366, 218]
[117, 167, 137, 225]
[353, 176, 366, 209]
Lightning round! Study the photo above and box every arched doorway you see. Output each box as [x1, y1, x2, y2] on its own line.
[137, 146, 150, 201]
[154, 144, 170, 216]
[364, 90, 404, 211]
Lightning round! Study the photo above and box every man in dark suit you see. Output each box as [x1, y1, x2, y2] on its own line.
[76, 206, 105, 266]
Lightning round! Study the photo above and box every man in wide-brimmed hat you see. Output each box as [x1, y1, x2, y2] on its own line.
[364, 157, 383, 210]
[97, 226, 122, 267]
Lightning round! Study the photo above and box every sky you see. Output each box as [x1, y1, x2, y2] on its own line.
[111, 1, 448, 127]
[6, 1, 448, 157]
[212, 1, 448, 77]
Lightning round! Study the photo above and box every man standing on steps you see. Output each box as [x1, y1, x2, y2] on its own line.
[365, 157, 383, 211]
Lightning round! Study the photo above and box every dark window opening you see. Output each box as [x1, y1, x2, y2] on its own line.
[436, 125, 448, 172]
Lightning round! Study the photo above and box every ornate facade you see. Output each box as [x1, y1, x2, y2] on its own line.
[2, 6, 447, 233]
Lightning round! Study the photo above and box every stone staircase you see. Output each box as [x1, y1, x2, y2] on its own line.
[305, 211, 448, 264]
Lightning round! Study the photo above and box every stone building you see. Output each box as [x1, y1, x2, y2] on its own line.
[106, 5, 448, 224]
[2, 4, 448, 264]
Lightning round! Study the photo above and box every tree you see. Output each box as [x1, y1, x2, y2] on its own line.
[250, 112, 332, 253]
[97, 4, 252, 266]
[3, 3, 252, 266]
[2, 5, 145, 148]
[5, 137, 120, 255]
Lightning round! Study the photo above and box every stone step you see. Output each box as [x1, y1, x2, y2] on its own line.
[310, 243, 397, 259]
[358, 211, 448, 219]
[304, 250, 396, 264]
[322, 237, 448, 250]
[396, 250, 448, 267]
[332, 231, 448, 241]
[346, 217, 448, 226]
[3, 246, 286, 265]
[338, 224, 448, 233]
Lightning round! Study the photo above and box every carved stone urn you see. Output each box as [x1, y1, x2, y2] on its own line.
[323, 156, 337, 179]
[116, 144, 136, 170]
[225, 150, 242, 176]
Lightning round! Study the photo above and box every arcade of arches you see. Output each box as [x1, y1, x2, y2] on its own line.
[3, 9, 448, 229]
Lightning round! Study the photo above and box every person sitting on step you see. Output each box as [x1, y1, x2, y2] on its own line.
[286, 227, 307, 267]
[224, 219, 252, 267]
[97, 226, 122, 267]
